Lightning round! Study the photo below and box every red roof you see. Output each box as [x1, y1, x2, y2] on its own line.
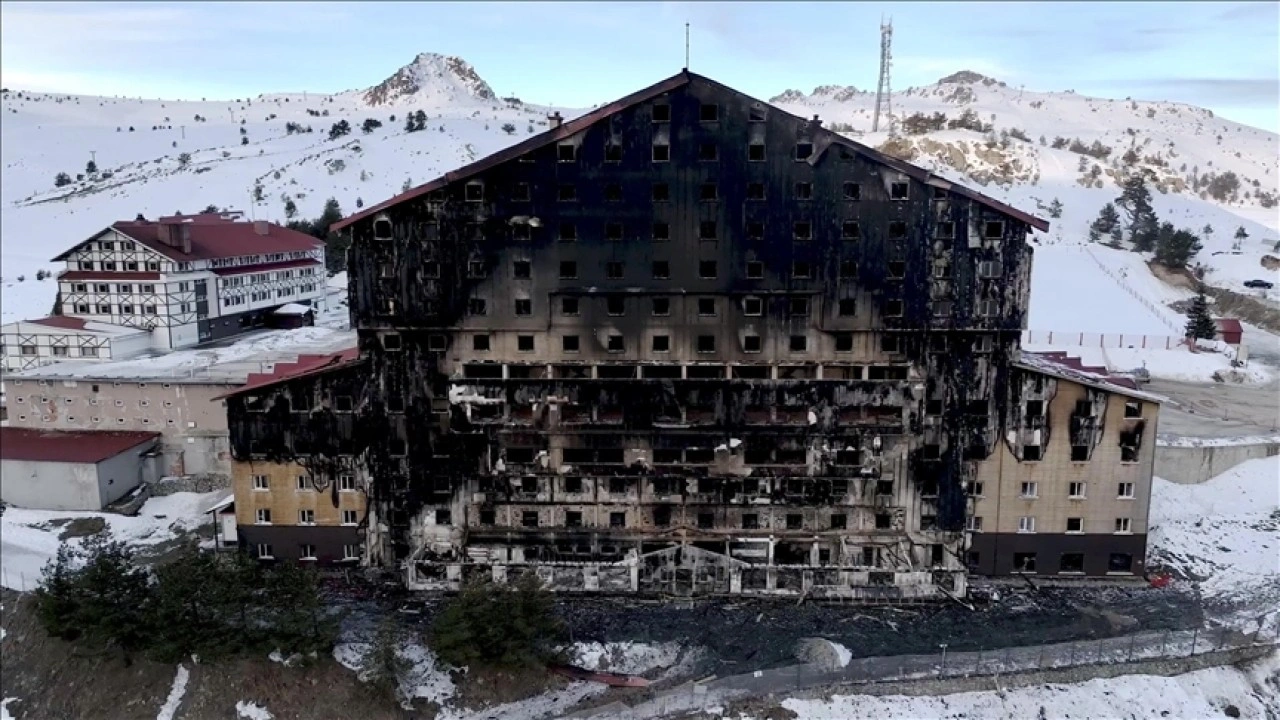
[333, 71, 1049, 233]
[26, 315, 88, 330]
[211, 259, 322, 276]
[1214, 318, 1243, 335]
[53, 215, 322, 263]
[59, 271, 161, 281]
[213, 347, 361, 400]
[0, 428, 159, 464]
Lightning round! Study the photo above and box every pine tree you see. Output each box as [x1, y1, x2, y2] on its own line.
[54, 172, 72, 187]
[1116, 174, 1158, 251]
[431, 575, 565, 669]
[1047, 198, 1063, 219]
[1184, 289, 1216, 340]
[1088, 202, 1121, 243]
[1154, 223, 1202, 269]
[360, 619, 409, 703]
[284, 198, 297, 219]
[1233, 225, 1248, 252]
[86, 159, 97, 175]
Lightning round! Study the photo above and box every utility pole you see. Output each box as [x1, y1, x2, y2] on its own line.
[180, 125, 185, 140]
[685, 22, 690, 71]
[89, 150, 97, 166]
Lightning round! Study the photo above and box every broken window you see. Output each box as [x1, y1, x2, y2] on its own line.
[696, 335, 716, 353]
[697, 513, 714, 529]
[743, 335, 762, 353]
[700, 182, 718, 201]
[698, 143, 719, 161]
[789, 297, 810, 316]
[792, 261, 812, 279]
[512, 260, 532, 279]
[334, 396, 354, 413]
[557, 143, 576, 162]
[562, 335, 580, 352]
[1023, 444, 1043, 461]
[606, 335, 624, 353]
[789, 335, 808, 352]
[745, 221, 764, 240]
[1060, 553, 1084, 573]
[651, 335, 670, 352]
[652, 103, 671, 122]
[610, 512, 626, 528]
[464, 182, 484, 201]
[842, 221, 860, 241]
[741, 297, 764, 316]
[1013, 552, 1037, 572]
[565, 511, 583, 528]
[427, 334, 447, 351]
[742, 514, 760, 529]
[647, 260, 671, 280]
[888, 221, 907, 239]
[795, 142, 813, 160]
[698, 297, 717, 315]
[652, 183, 670, 202]
[522, 511, 539, 528]
[604, 143, 623, 163]
[786, 514, 803, 530]
[830, 514, 847, 529]
[467, 298, 487, 315]
[795, 182, 813, 200]
[653, 506, 672, 527]
[1026, 400, 1045, 418]
[602, 296, 625, 316]
[1071, 445, 1089, 461]
[652, 143, 670, 162]
[516, 335, 534, 352]
[373, 217, 393, 239]
[514, 298, 532, 316]
[887, 260, 906, 278]
[936, 221, 955, 239]
[875, 513, 891, 529]
[604, 221, 624, 241]
[699, 260, 718, 278]
[559, 261, 577, 279]
[890, 182, 909, 200]
[748, 143, 765, 161]
[1109, 553, 1133, 573]
[558, 184, 577, 202]
[699, 223, 717, 241]
[699, 103, 719, 122]
[835, 333, 854, 351]
[838, 298, 856, 317]
[1124, 401, 1142, 418]
[747, 182, 765, 200]
[967, 551, 981, 569]
[883, 299, 903, 317]
[843, 182, 861, 200]
[652, 297, 671, 316]
[423, 261, 441, 278]
[563, 476, 583, 493]
[479, 510, 496, 525]
[983, 220, 1005, 238]
[652, 222, 670, 241]
[606, 261, 624, 279]
[471, 334, 490, 352]
[558, 222, 577, 242]
[793, 221, 812, 241]
[382, 333, 402, 351]
[746, 261, 764, 279]
[1067, 517, 1084, 533]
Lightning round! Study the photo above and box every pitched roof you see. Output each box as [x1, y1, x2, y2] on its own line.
[0, 428, 159, 464]
[53, 215, 322, 263]
[209, 258, 322, 276]
[18, 316, 149, 337]
[1214, 318, 1243, 335]
[333, 70, 1048, 232]
[1017, 351, 1164, 403]
[212, 347, 361, 400]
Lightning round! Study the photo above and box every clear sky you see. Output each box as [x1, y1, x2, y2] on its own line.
[2, 1, 1276, 131]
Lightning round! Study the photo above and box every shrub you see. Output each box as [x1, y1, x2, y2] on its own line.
[430, 575, 565, 669]
[328, 120, 351, 140]
[361, 117, 383, 134]
[178, 152, 192, 167]
[54, 172, 72, 187]
[501, 122, 516, 135]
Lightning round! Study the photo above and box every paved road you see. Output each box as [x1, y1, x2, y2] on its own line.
[1148, 378, 1280, 437]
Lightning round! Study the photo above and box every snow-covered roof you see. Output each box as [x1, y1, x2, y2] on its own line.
[272, 302, 312, 316]
[1017, 351, 1165, 403]
[52, 215, 321, 264]
[7, 316, 150, 337]
[6, 327, 356, 384]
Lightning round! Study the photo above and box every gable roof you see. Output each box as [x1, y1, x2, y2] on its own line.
[53, 215, 322, 263]
[19, 316, 150, 337]
[1214, 318, 1243, 336]
[1017, 351, 1164, 403]
[0, 428, 159, 464]
[212, 347, 361, 400]
[333, 70, 1048, 232]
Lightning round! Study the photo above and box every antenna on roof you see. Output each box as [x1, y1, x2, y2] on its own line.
[684, 22, 690, 71]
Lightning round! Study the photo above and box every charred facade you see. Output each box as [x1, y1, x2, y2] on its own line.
[226, 71, 1063, 598]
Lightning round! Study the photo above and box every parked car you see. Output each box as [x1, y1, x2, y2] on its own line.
[1243, 279, 1274, 289]
[1123, 367, 1151, 384]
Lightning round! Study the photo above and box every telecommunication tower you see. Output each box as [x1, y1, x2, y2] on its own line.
[872, 18, 894, 133]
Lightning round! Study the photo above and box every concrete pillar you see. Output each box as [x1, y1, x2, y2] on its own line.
[766, 566, 777, 590]
[630, 563, 640, 592]
[730, 566, 742, 594]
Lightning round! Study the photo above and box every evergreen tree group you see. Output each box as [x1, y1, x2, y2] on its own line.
[1153, 222, 1203, 270]
[1184, 289, 1216, 340]
[286, 197, 348, 275]
[1116, 174, 1158, 251]
[431, 574, 565, 669]
[1088, 202, 1122, 244]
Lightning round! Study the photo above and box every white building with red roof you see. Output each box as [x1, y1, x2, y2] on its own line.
[0, 315, 151, 372]
[48, 211, 326, 351]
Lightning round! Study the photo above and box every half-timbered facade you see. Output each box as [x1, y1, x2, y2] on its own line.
[51, 212, 326, 351]
[0, 316, 151, 372]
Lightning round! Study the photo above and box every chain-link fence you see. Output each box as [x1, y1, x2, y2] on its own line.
[572, 625, 1280, 719]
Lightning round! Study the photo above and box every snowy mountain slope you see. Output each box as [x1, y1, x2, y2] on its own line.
[2, 58, 1276, 338]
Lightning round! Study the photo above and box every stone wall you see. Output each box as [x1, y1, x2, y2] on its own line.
[149, 473, 230, 496]
[1155, 439, 1280, 484]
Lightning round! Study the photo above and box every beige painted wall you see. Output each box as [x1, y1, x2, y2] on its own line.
[232, 459, 367, 528]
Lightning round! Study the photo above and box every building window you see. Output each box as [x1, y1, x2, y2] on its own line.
[652, 103, 671, 122]
[651, 297, 670, 316]
[1068, 481, 1086, 498]
[339, 474, 357, 491]
[1060, 553, 1085, 573]
[558, 184, 577, 202]
[652, 143, 670, 162]
[1071, 445, 1090, 461]
[522, 511, 539, 528]
[252, 475, 269, 490]
[699, 103, 719, 122]
[343, 544, 360, 560]
[748, 143, 765, 161]
[341, 509, 358, 525]
[1020, 481, 1038, 498]
[605, 261, 624, 279]
[558, 222, 577, 243]
[472, 334, 490, 352]
[652, 222, 670, 241]
[1109, 553, 1134, 573]
[1017, 516, 1035, 533]
[512, 182, 531, 201]
[557, 142, 576, 162]
[256, 544, 274, 559]
[603, 143, 623, 163]
[297, 475, 310, 490]
[652, 335, 670, 352]
[742, 514, 760, 529]
[890, 182, 909, 200]
[842, 182, 862, 200]
[517, 335, 535, 352]
[467, 298, 487, 316]
[559, 261, 577, 279]
[1118, 482, 1135, 499]
[1066, 517, 1083, 533]
[699, 222, 717, 241]
[464, 182, 483, 201]
[789, 297, 810, 316]
[789, 335, 808, 352]
[696, 335, 716, 353]
[299, 509, 315, 525]
[793, 222, 811, 241]
[562, 335, 580, 352]
[792, 261, 812, 279]
[428, 334, 447, 351]
[606, 334, 624, 353]
[1023, 444, 1043, 461]
[255, 508, 272, 525]
[745, 261, 765, 279]
[605, 221, 624, 240]
[967, 516, 983, 531]
[20, 345, 37, 356]
[651, 183, 670, 203]
[977, 260, 1001, 279]
[794, 182, 813, 200]
[743, 297, 763, 316]
[423, 261, 441, 278]
[837, 298, 856, 317]
[1124, 401, 1142, 418]
[883, 299, 903, 317]
[699, 260, 717, 279]
[1115, 517, 1132, 534]
[698, 142, 718, 161]
[651, 261, 670, 279]
[743, 334, 762, 353]
[514, 299, 532, 315]
[747, 182, 765, 200]
[795, 142, 813, 160]
[984, 221, 1005, 238]
[699, 182, 718, 201]
[834, 332, 854, 351]
[606, 296, 625, 316]
[561, 297, 580, 315]
[697, 297, 716, 316]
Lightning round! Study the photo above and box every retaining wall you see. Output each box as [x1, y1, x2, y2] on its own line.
[1155, 438, 1280, 484]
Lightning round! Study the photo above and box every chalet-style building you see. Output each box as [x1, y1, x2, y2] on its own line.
[49, 212, 325, 351]
[221, 70, 1159, 598]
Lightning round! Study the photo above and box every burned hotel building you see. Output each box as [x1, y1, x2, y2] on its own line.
[224, 71, 1159, 598]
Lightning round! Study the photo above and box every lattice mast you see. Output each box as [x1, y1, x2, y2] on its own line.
[872, 17, 894, 133]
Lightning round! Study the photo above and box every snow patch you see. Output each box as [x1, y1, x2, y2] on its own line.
[155, 665, 189, 720]
[1, 698, 17, 720]
[825, 640, 853, 668]
[235, 701, 273, 720]
[571, 641, 684, 675]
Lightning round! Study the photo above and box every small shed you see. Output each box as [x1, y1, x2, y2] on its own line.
[0, 428, 160, 510]
[205, 493, 238, 550]
[268, 302, 314, 329]
[1214, 318, 1243, 346]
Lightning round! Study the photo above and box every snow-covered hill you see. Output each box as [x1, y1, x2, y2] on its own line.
[2, 58, 1277, 344]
